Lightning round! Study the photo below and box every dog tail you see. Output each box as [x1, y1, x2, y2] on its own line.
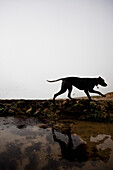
[47, 78, 63, 83]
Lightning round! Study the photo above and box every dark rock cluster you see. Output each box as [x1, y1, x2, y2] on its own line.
[0, 99, 113, 123]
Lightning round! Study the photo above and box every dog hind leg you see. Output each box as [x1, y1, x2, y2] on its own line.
[53, 81, 67, 102]
[67, 86, 73, 100]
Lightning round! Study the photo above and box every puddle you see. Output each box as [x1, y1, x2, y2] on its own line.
[0, 117, 113, 170]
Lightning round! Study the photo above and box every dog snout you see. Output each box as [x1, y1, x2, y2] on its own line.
[104, 83, 107, 87]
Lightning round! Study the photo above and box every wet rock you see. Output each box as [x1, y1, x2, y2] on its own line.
[17, 124, 26, 129]
[38, 123, 48, 129]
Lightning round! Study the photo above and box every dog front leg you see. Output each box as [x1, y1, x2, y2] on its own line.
[89, 89, 106, 97]
[84, 90, 92, 101]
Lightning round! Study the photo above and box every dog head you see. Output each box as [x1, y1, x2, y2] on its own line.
[97, 77, 107, 87]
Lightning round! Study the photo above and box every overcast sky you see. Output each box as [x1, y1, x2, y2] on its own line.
[0, 0, 113, 99]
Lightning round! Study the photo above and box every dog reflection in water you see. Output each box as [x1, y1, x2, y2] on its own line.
[52, 128, 88, 162]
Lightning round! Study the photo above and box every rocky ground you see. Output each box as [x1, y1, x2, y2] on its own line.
[0, 92, 113, 123]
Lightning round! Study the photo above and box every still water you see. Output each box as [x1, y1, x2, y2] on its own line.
[0, 116, 113, 170]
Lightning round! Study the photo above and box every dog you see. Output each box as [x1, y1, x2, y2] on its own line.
[47, 76, 107, 102]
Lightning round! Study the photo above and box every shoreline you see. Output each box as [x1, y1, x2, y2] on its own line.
[0, 97, 113, 123]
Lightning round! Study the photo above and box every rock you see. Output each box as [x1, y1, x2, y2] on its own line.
[38, 123, 48, 129]
[26, 107, 32, 114]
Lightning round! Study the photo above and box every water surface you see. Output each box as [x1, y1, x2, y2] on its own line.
[0, 116, 113, 170]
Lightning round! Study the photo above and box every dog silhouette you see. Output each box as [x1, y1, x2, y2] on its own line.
[47, 76, 107, 102]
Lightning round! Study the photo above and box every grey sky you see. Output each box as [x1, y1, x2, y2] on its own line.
[0, 0, 113, 99]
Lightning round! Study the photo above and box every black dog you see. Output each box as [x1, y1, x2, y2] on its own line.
[47, 76, 107, 102]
